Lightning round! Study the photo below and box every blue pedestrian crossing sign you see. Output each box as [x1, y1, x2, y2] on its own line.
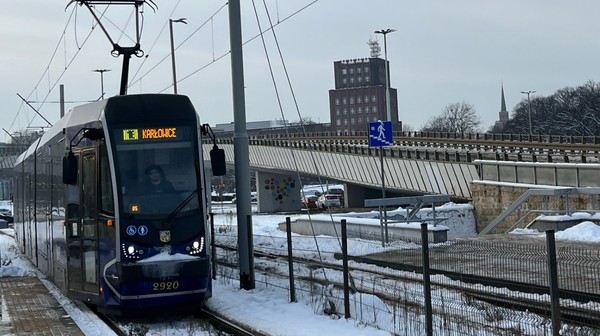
[368, 120, 393, 147]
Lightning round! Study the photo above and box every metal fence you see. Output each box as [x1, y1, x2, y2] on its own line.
[213, 220, 600, 335]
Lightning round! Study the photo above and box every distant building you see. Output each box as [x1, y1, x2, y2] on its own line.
[494, 84, 509, 131]
[214, 120, 288, 133]
[214, 120, 330, 136]
[328, 39, 400, 135]
[0, 130, 42, 201]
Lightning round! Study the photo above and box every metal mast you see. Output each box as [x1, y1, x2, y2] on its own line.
[228, 0, 255, 290]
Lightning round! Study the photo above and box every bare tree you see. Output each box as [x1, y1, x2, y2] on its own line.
[501, 81, 600, 135]
[290, 116, 317, 126]
[421, 102, 482, 133]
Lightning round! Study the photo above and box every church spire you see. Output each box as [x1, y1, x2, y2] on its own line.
[495, 83, 509, 131]
[501, 84, 507, 112]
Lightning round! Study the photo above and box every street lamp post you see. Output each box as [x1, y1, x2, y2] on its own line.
[374, 28, 395, 122]
[92, 69, 110, 100]
[169, 18, 187, 94]
[374, 29, 395, 246]
[521, 90, 536, 136]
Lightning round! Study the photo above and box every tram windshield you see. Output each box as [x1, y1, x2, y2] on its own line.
[112, 125, 200, 216]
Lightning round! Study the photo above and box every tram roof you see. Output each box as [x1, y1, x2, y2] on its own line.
[14, 94, 189, 167]
[15, 99, 108, 166]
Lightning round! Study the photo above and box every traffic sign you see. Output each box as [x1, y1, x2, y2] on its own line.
[368, 121, 393, 147]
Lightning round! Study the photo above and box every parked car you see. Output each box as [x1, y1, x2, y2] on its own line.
[316, 194, 341, 208]
[326, 188, 343, 195]
[0, 208, 13, 224]
[326, 188, 344, 206]
[300, 195, 318, 209]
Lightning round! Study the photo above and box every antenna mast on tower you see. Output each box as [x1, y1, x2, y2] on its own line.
[368, 38, 381, 58]
[66, 0, 158, 95]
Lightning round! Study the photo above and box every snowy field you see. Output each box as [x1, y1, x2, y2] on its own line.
[0, 203, 599, 335]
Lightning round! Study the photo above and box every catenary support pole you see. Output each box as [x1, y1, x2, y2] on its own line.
[229, 0, 254, 290]
[59, 85, 65, 118]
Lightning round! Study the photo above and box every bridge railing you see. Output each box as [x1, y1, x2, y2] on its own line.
[474, 160, 600, 188]
[209, 136, 600, 164]
[215, 130, 600, 145]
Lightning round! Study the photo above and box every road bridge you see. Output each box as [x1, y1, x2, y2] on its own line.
[204, 132, 600, 200]
[203, 132, 600, 231]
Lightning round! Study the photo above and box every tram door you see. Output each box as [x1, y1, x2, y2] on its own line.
[67, 150, 99, 294]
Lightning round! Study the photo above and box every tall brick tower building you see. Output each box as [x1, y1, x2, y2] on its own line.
[328, 39, 399, 134]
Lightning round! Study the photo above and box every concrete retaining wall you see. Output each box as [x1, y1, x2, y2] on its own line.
[279, 215, 448, 243]
[471, 181, 600, 234]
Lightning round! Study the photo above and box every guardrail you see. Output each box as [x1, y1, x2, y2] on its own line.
[207, 136, 600, 163]
[475, 160, 600, 187]
[216, 130, 600, 145]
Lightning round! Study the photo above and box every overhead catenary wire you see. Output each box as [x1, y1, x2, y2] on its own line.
[131, 1, 318, 93]
[8, 5, 109, 138]
[249, 0, 349, 294]
[11, 2, 152, 138]
[257, 0, 340, 249]
[128, 2, 228, 91]
[11, 1, 319, 138]
[127, 0, 184, 87]
[175, 1, 318, 89]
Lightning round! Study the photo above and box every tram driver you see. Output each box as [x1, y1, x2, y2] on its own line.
[131, 165, 181, 213]
[139, 165, 176, 194]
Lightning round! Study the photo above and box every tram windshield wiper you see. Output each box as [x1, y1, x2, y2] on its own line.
[162, 189, 198, 226]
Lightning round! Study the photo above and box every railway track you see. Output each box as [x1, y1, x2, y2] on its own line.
[199, 307, 270, 336]
[96, 307, 266, 336]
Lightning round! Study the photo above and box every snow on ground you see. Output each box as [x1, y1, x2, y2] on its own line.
[0, 204, 599, 335]
[509, 211, 600, 242]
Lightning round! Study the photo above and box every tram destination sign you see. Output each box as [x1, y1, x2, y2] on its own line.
[122, 127, 178, 141]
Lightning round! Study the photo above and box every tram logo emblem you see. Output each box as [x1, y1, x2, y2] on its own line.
[159, 230, 171, 243]
[123, 129, 139, 141]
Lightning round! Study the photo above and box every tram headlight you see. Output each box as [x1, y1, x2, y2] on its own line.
[189, 237, 205, 255]
[121, 243, 142, 259]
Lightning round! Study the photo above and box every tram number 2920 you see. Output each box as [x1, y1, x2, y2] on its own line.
[153, 280, 180, 291]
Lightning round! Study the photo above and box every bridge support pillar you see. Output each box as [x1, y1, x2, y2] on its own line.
[255, 171, 301, 213]
[344, 183, 367, 208]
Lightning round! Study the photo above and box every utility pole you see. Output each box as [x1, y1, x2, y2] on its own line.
[521, 90, 536, 136]
[229, 0, 254, 290]
[93, 69, 110, 99]
[374, 28, 395, 236]
[374, 29, 396, 122]
[169, 18, 187, 94]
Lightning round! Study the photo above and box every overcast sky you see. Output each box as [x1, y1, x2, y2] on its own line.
[2, 0, 600, 141]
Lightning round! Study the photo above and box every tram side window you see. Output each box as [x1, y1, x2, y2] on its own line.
[100, 149, 114, 214]
[81, 155, 96, 219]
[66, 185, 80, 220]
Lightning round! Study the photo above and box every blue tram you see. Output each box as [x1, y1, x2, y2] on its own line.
[13, 94, 225, 313]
